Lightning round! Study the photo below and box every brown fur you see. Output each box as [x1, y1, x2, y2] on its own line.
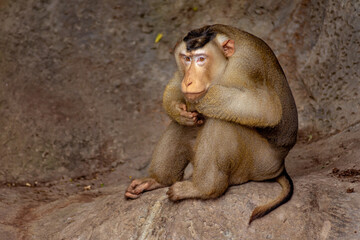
[125, 24, 298, 224]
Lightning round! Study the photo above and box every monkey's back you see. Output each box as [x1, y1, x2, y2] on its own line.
[212, 24, 298, 151]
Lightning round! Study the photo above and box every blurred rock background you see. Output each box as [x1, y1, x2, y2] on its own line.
[0, 0, 359, 239]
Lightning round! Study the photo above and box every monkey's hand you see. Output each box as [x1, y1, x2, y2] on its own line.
[176, 103, 204, 127]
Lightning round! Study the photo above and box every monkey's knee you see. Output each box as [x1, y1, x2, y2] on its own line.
[149, 167, 185, 186]
[191, 165, 230, 199]
[149, 148, 190, 185]
[149, 124, 193, 186]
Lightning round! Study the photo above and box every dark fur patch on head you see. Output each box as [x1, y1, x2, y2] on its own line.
[183, 25, 217, 51]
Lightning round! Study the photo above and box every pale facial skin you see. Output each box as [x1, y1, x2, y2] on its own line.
[180, 49, 210, 101]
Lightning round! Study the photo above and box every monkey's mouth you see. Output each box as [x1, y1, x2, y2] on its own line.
[183, 90, 206, 101]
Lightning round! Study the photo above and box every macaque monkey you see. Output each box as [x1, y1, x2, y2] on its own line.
[125, 24, 298, 224]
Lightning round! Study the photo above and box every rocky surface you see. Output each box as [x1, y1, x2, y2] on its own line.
[0, 0, 359, 239]
[2, 124, 359, 240]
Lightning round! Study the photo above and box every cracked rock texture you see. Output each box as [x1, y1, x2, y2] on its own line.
[0, 0, 359, 239]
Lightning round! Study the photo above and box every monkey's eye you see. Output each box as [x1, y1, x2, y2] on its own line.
[196, 56, 206, 65]
[183, 56, 191, 63]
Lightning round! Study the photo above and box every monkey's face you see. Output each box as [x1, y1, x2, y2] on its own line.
[175, 36, 235, 102]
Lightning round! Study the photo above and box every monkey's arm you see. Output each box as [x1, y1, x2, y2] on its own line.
[163, 72, 184, 116]
[195, 84, 282, 127]
[163, 72, 203, 126]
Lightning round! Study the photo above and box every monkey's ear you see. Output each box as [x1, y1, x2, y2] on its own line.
[222, 40, 235, 57]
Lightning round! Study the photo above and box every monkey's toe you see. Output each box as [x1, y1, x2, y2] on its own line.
[124, 191, 140, 200]
[166, 186, 181, 202]
[133, 182, 151, 194]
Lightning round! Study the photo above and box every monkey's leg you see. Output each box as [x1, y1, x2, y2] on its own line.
[167, 119, 235, 201]
[125, 121, 196, 199]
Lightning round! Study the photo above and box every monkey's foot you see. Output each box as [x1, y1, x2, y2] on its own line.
[125, 178, 164, 199]
[166, 181, 201, 201]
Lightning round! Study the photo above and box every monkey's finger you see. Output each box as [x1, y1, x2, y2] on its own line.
[186, 116, 198, 123]
[191, 112, 198, 117]
[178, 103, 187, 111]
[180, 110, 194, 119]
[183, 119, 197, 127]
[179, 110, 191, 117]
[196, 120, 204, 125]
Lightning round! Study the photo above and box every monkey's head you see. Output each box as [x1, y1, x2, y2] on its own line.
[174, 25, 235, 102]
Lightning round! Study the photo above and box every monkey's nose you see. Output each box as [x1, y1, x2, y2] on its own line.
[185, 79, 193, 87]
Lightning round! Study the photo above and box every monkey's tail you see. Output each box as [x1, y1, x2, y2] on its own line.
[248, 169, 293, 225]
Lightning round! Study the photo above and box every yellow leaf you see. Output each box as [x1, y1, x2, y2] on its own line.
[155, 33, 163, 43]
[308, 135, 313, 142]
[193, 6, 198, 11]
